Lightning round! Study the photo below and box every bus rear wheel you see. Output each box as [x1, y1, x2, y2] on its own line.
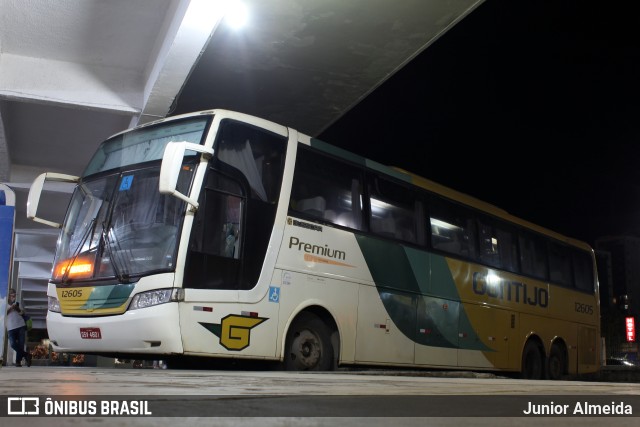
[284, 312, 334, 371]
[546, 344, 565, 380]
[521, 341, 543, 380]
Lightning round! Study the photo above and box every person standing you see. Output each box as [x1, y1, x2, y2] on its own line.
[6, 289, 31, 367]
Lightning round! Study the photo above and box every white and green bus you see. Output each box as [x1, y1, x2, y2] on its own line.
[27, 109, 600, 378]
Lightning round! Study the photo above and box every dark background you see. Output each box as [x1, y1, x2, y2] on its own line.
[319, 0, 640, 247]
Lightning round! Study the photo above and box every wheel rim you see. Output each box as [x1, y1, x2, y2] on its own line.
[289, 329, 323, 370]
[548, 356, 561, 379]
[548, 348, 564, 380]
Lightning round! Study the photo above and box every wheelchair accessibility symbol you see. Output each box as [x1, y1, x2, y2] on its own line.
[269, 286, 280, 303]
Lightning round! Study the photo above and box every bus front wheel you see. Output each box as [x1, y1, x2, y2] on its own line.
[284, 312, 334, 371]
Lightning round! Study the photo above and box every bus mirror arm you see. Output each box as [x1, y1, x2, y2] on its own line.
[27, 172, 79, 228]
[159, 141, 213, 209]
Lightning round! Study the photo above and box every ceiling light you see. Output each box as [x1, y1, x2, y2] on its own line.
[225, 1, 249, 29]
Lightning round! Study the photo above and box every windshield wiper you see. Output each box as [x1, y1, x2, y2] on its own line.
[62, 218, 96, 283]
[102, 223, 131, 284]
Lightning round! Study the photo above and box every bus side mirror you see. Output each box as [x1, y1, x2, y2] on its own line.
[27, 172, 79, 228]
[159, 141, 213, 209]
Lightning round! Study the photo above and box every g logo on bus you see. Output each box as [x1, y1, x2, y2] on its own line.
[200, 314, 267, 351]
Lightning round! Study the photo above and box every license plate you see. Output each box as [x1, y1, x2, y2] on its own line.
[80, 327, 102, 339]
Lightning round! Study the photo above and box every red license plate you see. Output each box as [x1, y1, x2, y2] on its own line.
[80, 327, 102, 339]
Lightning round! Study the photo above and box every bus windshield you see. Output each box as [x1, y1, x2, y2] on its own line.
[53, 118, 207, 284]
[83, 118, 208, 177]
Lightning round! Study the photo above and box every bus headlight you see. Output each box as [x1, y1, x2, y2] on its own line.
[48, 296, 61, 313]
[129, 289, 174, 310]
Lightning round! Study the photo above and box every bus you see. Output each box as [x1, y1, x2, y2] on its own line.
[27, 109, 600, 378]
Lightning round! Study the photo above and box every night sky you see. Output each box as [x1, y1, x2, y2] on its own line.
[319, 0, 640, 247]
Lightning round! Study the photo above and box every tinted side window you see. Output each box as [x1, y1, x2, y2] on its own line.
[518, 232, 548, 280]
[216, 119, 286, 203]
[197, 174, 244, 259]
[548, 241, 573, 286]
[429, 197, 477, 259]
[368, 175, 422, 244]
[185, 172, 244, 290]
[573, 249, 594, 292]
[290, 145, 364, 230]
[477, 216, 519, 272]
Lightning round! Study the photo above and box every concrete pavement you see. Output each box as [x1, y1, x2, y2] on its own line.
[1, 366, 638, 426]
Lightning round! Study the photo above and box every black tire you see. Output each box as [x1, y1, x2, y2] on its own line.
[521, 341, 543, 380]
[546, 345, 565, 380]
[284, 312, 334, 371]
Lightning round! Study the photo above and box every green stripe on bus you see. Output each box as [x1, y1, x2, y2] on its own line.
[81, 283, 135, 309]
[355, 236, 420, 294]
[365, 159, 412, 183]
[356, 235, 489, 351]
[309, 138, 366, 166]
[309, 138, 412, 183]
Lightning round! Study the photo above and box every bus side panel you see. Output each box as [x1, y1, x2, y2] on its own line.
[459, 304, 513, 370]
[414, 295, 461, 368]
[549, 286, 600, 329]
[422, 254, 492, 369]
[354, 236, 492, 369]
[178, 288, 280, 359]
[275, 269, 359, 365]
[577, 325, 599, 374]
[354, 283, 415, 366]
[518, 312, 577, 373]
[277, 218, 373, 364]
[552, 287, 600, 374]
[450, 257, 599, 374]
